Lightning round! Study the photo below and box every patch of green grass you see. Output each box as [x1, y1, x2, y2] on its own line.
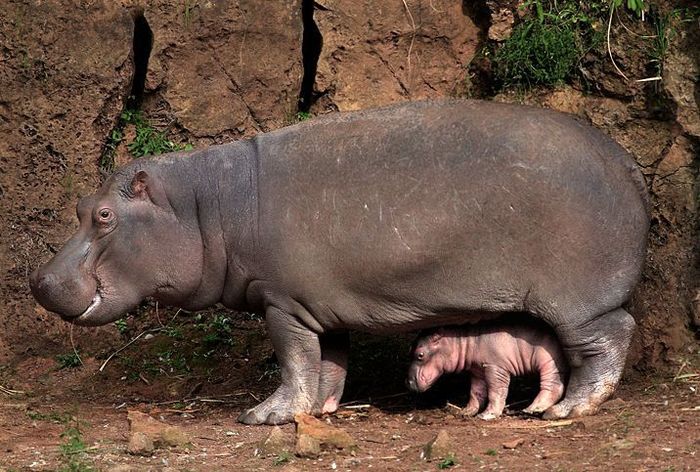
[122, 110, 193, 158]
[56, 352, 82, 369]
[485, 448, 498, 456]
[27, 410, 72, 424]
[100, 109, 192, 173]
[295, 111, 312, 122]
[59, 422, 94, 472]
[438, 454, 457, 469]
[493, 0, 601, 89]
[272, 451, 292, 466]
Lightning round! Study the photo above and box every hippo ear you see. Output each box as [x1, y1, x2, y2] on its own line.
[429, 332, 442, 344]
[129, 170, 170, 209]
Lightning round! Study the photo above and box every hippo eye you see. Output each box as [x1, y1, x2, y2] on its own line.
[416, 351, 425, 361]
[97, 208, 114, 224]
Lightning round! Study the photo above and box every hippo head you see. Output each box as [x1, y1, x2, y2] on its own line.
[29, 166, 203, 326]
[406, 330, 445, 393]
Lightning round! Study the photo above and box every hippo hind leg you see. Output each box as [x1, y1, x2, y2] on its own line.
[543, 307, 635, 419]
[313, 331, 349, 415]
[522, 360, 566, 414]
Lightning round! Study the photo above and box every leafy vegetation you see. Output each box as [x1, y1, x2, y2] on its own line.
[59, 422, 94, 472]
[490, 0, 682, 90]
[493, 0, 606, 88]
[56, 352, 82, 369]
[121, 109, 193, 158]
[272, 451, 292, 466]
[100, 109, 192, 173]
[438, 454, 457, 469]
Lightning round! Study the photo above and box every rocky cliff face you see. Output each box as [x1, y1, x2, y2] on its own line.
[0, 0, 696, 369]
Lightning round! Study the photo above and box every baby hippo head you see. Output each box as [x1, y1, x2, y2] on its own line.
[407, 329, 447, 393]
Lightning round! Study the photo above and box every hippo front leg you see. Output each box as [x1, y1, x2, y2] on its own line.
[238, 306, 321, 425]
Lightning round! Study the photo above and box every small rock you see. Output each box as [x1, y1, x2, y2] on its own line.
[294, 413, 356, 452]
[128, 431, 154, 456]
[502, 438, 524, 449]
[256, 426, 293, 457]
[421, 429, 455, 461]
[295, 433, 321, 458]
[127, 409, 190, 452]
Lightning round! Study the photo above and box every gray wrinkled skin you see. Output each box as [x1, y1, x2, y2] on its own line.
[30, 100, 649, 425]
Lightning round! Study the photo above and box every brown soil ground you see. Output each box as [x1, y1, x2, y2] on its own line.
[1, 309, 698, 471]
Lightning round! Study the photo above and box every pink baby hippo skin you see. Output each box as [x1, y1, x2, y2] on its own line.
[407, 323, 568, 420]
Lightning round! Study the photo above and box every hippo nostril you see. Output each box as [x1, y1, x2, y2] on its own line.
[406, 378, 416, 391]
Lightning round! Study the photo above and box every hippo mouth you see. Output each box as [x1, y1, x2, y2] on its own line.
[76, 293, 102, 320]
[60, 291, 102, 324]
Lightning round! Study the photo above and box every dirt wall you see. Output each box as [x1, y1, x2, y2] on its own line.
[0, 0, 697, 371]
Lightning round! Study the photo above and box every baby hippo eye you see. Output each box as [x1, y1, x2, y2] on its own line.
[416, 351, 425, 361]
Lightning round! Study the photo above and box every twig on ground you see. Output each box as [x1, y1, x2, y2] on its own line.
[401, 0, 417, 78]
[607, 6, 630, 81]
[0, 385, 25, 395]
[99, 329, 158, 372]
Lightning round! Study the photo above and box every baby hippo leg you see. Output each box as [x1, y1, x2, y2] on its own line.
[463, 370, 488, 417]
[523, 358, 566, 414]
[477, 364, 511, 420]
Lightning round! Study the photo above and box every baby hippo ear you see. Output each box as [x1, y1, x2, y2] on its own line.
[429, 332, 442, 344]
[130, 170, 170, 209]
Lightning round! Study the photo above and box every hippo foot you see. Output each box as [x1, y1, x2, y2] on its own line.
[541, 389, 609, 420]
[238, 387, 308, 425]
[461, 405, 481, 417]
[545, 307, 635, 420]
[476, 411, 500, 421]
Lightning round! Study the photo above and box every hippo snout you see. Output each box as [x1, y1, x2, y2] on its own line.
[406, 377, 419, 392]
[29, 267, 96, 319]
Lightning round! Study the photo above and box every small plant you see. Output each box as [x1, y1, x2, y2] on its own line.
[27, 410, 71, 424]
[56, 352, 82, 369]
[485, 448, 498, 456]
[295, 111, 312, 122]
[113, 319, 128, 335]
[272, 451, 292, 466]
[612, 0, 646, 17]
[122, 110, 192, 158]
[60, 426, 87, 457]
[438, 454, 457, 469]
[59, 423, 94, 472]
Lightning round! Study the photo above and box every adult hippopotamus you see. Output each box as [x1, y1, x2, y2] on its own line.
[30, 100, 649, 425]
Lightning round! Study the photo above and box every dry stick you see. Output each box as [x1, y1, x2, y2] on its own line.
[0, 385, 25, 395]
[99, 329, 158, 372]
[607, 6, 630, 81]
[615, 8, 656, 39]
[401, 0, 417, 78]
[69, 323, 84, 367]
[607, 6, 661, 83]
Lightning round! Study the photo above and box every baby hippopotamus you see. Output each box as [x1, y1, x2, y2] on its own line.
[407, 321, 568, 420]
